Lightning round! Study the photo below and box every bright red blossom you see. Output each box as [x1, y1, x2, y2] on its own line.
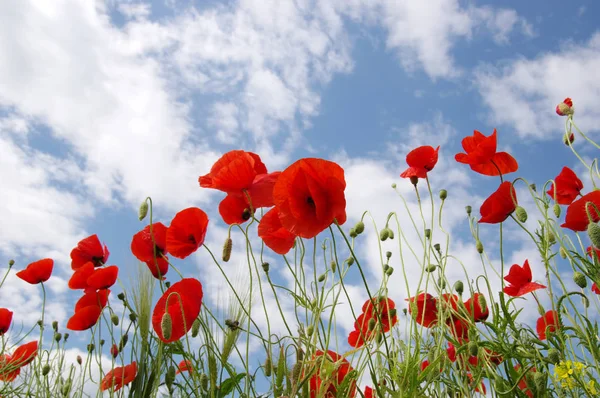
[16, 258, 53, 284]
[131, 222, 170, 279]
[561, 190, 600, 231]
[219, 172, 281, 225]
[547, 167, 583, 205]
[308, 350, 356, 398]
[257, 207, 297, 255]
[152, 278, 203, 343]
[70, 234, 110, 270]
[556, 97, 574, 116]
[67, 289, 110, 331]
[407, 293, 438, 328]
[479, 181, 518, 224]
[0, 341, 38, 382]
[348, 297, 397, 348]
[199, 150, 267, 194]
[0, 308, 12, 335]
[503, 260, 546, 297]
[176, 359, 193, 375]
[165, 208, 209, 259]
[100, 362, 137, 391]
[536, 310, 559, 340]
[455, 129, 518, 176]
[464, 293, 489, 322]
[400, 146, 440, 180]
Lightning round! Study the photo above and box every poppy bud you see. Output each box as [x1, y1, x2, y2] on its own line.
[588, 222, 600, 249]
[87, 344, 95, 353]
[161, 313, 172, 340]
[76, 355, 82, 365]
[547, 348, 560, 364]
[110, 344, 119, 358]
[99, 339, 105, 346]
[410, 176, 419, 186]
[264, 356, 272, 377]
[573, 271, 587, 288]
[465, 206, 472, 216]
[477, 294, 487, 314]
[387, 228, 395, 239]
[62, 379, 72, 397]
[530, 183, 537, 192]
[117, 292, 125, 301]
[559, 247, 567, 259]
[200, 373, 209, 391]
[64, 333, 69, 342]
[564, 132, 575, 145]
[533, 372, 547, 392]
[119, 333, 129, 351]
[355, 221, 365, 235]
[383, 264, 390, 272]
[386, 251, 392, 259]
[37, 320, 43, 327]
[262, 262, 270, 273]
[515, 206, 528, 223]
[42, 364, 51, 376]
[391, 183, 397, 189]
[375, 332, 383, 344]
[165, 365, 176, 391]
[468, 341, 478, 357]
[346, 256, 354, 266]
[439, 189, 447, 200]
[54, 333, 62, 342]
[476, 240, 484, 254]
[111, 314, 119, 326]
[330, 260, 336, 273]
[129, 313, 137, 322]
[556, 101, 574, 116]
[291, 362, 302, 384]
[318, 273, 326, 283]
[52, 321, 58, 331]
[426, 264, 437, 272]
[553, 204, 561, 218]
[454, 281, 464, 295]
[8, 259, 15, 267]
[138, 200, 149, 221]
[425, 229, 431, 239]
[385, 266, 394, 276]
[380, 228, 390, 241]
[547, 230, 556, 245]
[438, 278, 446, 289]
[222, 237, 232, 262]
[305, 325, 314, 337]
[349, 228, 357, 238]
[165, 281, 171, 288]
[434, 243, 441, 252]
[191, 318, 201, 338]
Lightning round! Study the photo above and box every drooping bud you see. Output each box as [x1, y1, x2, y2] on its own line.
[307, 325, 314, 336]
[8, 259, 15, 267]
[476, 240, 484, 254]
[477, 294, 487, 315]
[129, 313, 137, 322]
[564, 132, 575, 145]
[387, 228, 395, 239]
[76, 355, 82, 365]
[111, 314, 119, 326]
[138, 200, 149, 221]
[547, 230, 556, 245]
[454, 281, 464, 295]
[166, 365, 176, 391]
[556, 99, 574, 116]
[355, 221, 365, 235]
[42, 364, 51, 376]
[330, 260, 336, 273]
[573, 272, 587, 288]
[52, 321, 58, 331]
[368, 318, 377, 331]
[191, 318, 201, 338]
[385, 266, 394, 276]
[262, 262, 270, 273]
[161, 313, 173, 341]
[439, 189, 447, 200]
[349, 228, 357, 238]
[318, 273, 326, 283]
[530, 183, 537, 192]
[380, 228, 390, 241]
[37, 320, 43, 327]
[410, 176, 419, 186]
[553, 204, 561, 218]
[438, 278, 446, 289]
[386, 251, 392, 259]
[222, 237, 232, 262]
[426, 264, 437, 272]
[587, 222, 600, 249]
[54, 333, 62, 342]
[468, 341, 478, 357]
[87, 344, 95, 353]
[424, 229, 431, 239]
[119, 333, 129, 351]
[515, 206, 528, 223]
[465, 206, 472, 216]
[111, 344, 119, 358]
[391, 183, 397, 189]
[559, 247, 568, 259]
[346, 256, 354, 266]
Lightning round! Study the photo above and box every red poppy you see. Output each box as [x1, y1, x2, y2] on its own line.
[70, 234, 110, 270]
[546, 167, 583, 205]
[272, 158, 347, 239]
[67, 289, 110, 331]
[308, 350, 356, 398]
[503, 260, 546, 297]
[439, 293, 460, 314]
[464, 293, 489, 322]
[257, 207, 297, 255]
[0, 354, 19, 382]
[100, 362, 137, 391]
[447, 343, 456, 362]
[536, 310, 559, 340]
[400, 146, 440, 180]
[68, 262, 95, 290]
[556, 98, 574, 116]
[587, 246, 600, 261]
[420, 360, 430, 371]
[111, 344, 119, 358]
[455, 129, 518, 176]
[0, 308, 12, 335]
[199, 150, 268, 194]
[9, 341, 38, 368]
[479, 181, 518, 224]
[131, 222, 170, 279]
[86, 266, 119, 291]
[16, 258, 53, 284]
[348, 297, 397, 348]
[364, 386, 373, 398]
[561, 191, 600, 231]
[592, 283, 600, 294]
[219, 172, 281, 225]
[74, 289, 110, 312]
[165, 208, 209, 259]
[407, 293, 438, 328]
[152, 278, 203, 343]
[514, 364, 535, 398]
[176, 359, 193, 375]
[467, 373, 486, 395]
[447, 316, 470, 341]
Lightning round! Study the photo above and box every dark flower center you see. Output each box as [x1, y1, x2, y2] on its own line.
[188, 234, 197, 245]
[242, 208, 252, 221]
[306, 196, 315, 207]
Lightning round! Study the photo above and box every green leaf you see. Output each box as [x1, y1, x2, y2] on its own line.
[218, 373, 246, 397]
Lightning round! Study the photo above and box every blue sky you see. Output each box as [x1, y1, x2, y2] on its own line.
[1, 0, 600, 394]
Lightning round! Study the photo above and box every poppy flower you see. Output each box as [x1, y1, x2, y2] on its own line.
[467, 373, 486, 395]
[407, 293, 438, 328]
[110, 344, 119, 358]
[131, 222, 170, 279]
[308, 350, 356, 398]
[74, 289, 110, 312]
[464, 293, 489, 322]
[8, 341, 38, 368]
[592, 283, 600, 294]
[0, 354, 20, 382]
[68, 262, 95, 290]
[561, 191, 600, 231]
[16, 258, 53, 284]
[258, 207, 297, 255]
[364, 386, 373, 398]
[587, 246, 600, 261]
[420, 360, 430, 371]
[165, 208, 209, 259]
[547, 167, 583, 205]
[455, 129, 518, 176]
[70, 234, 110, 270]
[273, 158, 347, 239]
[199, 150, 268, 194]
[514, 364, 535, 398]
[348, 298, 398, 348]
[86, 266, 119, 291]
[556, 98, 574, 116]
[176, 359, 193, 375]
[100, 362, 137, 391]
[447, 316, 470, 341]
[447, 343, 456, 362]
[67, 289, 110, 331]
[400, 146, 440, 180]
[0, 308, 12, 335]
[503, 260, 546, 297]
[152, 278, 203, 343]
[479, 181, 518, 224]
[536, 310, 559, 340]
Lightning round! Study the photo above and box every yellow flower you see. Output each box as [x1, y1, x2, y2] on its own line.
[587, 380, 597, 395]
[554, 361, 586, 389]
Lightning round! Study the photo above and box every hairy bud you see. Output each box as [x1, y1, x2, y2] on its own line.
[439, 189, 447, 200]
[355, 221, 365, 235]
[454, 281, 464, 295]
[222, 237, 232, 262]
[515, 206, 528, 223]
[138, 200, 149, 221]
[573, 271, 587, 288]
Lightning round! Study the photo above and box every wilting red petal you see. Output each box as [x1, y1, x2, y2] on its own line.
[131, 222, 168, 263]
[536, 310, 559, 340]
[86, 266, 119, 290]
[152, 279, 203, 343]
[176, 359, 193, 375]
[166, 208, 209, 259]
[71, 234, 110, 270]
[479, 181, 517, 224]
[68, 262, 95, 290]
[0, 308, 13, 335]
[100, 362, 137, 391]
[16, 258, 53, 284]
[561, 190, 600, 231]
[199, 150, 267, 193]
[9, 341, 38, 368]
[546, 167, 584, 205]
[258, 207, 297, 255]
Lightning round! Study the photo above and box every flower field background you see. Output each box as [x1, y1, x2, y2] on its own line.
[2, 98, 600, 397]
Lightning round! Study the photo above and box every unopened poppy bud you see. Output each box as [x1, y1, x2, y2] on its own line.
[559, 247, 567, 259]
[42, 364, 51, 376]
[438, 278, 446, 289]
[385, 266, 394, 276]
[476, 240, 484, 254]
[368, 318, 376, 331]
[99, 339, 105, 346]
[465, 206, 472, 216]
[8, 259, 14, 267]
[330, 260, 336, 273]
[468, 341, 478, 357]
[64, 333, 69, 342]
[530, 183, 537, 192]
[556, 101, 574, 116]
[588, 222, 600, 249]
[165, 281, 171, 288]
[553, 204, 561, 218]
[161, 313, 173, 340]
[87, 344, 95, 353]
[138, 200, 149, 221]
[318, 273, 326, 283]
[426, 264, 437, 272]
[349, 228, 357, 238]
[439, 189, 447, 200]
[76, 355, 82, 365]
[54, 333, 62, 342]
[454, 281, 464, 295]
[564, 132, 575, 145]
[383, 264, 390, 272]
[547, 230, 556, 245]
[424, 229, 431, 239]
[129, 313, 137, 322]
[410, 176, 419, 186]
[62, 379, 72, 397]
[346, 256, 354, 266]
[515, 206, 528, 223]
[574, 271, 587, 288]
[166, 365, 176, 390]
[264, 356, 272, 377]
[262, 262, 270, 273]
[477, 294, 487, 314]
[380, 228, 390, 241]
[391, 183, 397, 189]
[37, 320, 43, 327]
[111, 314, 119, 326]
[386, 251, 392, 259]
[355, 221, 365, 234]
[119, 333, 129, 351]
[52, 321, 58, 331]
[547, 348, 560, 364]
[387, 228, 394, 239]
[191, 318, 201, 337]
[117, 292, 125, 301]
[307, 325, 314, 336]
[222, 237, 232, 262]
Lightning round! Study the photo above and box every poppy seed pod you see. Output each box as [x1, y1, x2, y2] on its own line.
[318, 273, 326, 283]
[52, 321, 58, 331]
[434, 243, 441, 252]
[87, 344, 95, 353]
[383, 264, 390, 272]
[515, 206, 528, 223]
[410, 176, 419, 186]
[439, 189, 447, 200]
[385, 266, 394, 276]
[588, 222, 600, 249]
[424, 229, 431, 239]
[222, 237, 232, 262]
[391, 183, 397, 189]
[165, 281, 171, 288]
[8, 259, 14, 267]
[111, 314, 119, 326]
[573, 272, 587, 288]
[476, 240, 484, 254]
[261, 262, 270, 273]
[117, 292, 125, 301]
[129, 313, 137, 322]
[465, 205, 472, 216]
[161, 313, 172, 341]
[355, 221, 365, 234]
[346, 256, 354, 266]
[64, 333, 69, 342]
[386, 251, 392, 259]
[54, 333, 62, 342]
[138, 200, 149, 221]
[99, 339, 105, 346]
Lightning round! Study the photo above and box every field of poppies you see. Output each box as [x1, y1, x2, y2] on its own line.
[1, 97, 600, 397]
